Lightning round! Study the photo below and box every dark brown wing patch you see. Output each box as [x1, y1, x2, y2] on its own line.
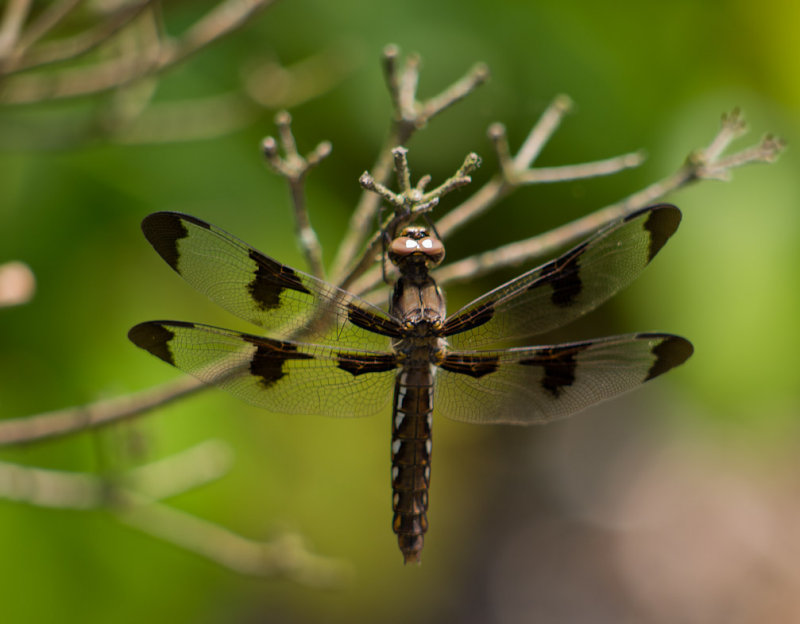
[247, 249, 311, 312]
[518, 341, 593, 398]
[242, 335, 313, 388]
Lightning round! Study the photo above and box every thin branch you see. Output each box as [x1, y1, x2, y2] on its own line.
[0, 0, 32, 60]
[1, 0, 156, 75]
[433, 116, 786, 288]
[436, 94, 640, 240]
[0, 440, 231, 509]
[110, 91, 260, 144]
[328, 47, 489, 283]
[0, 446, 351, 586]
[339, 150, 480, 291]
[0, 0, 277, 104]
[243, 44, 357, 110]
[9, 0, 83, 60]
[513, 94, 573, 170]
[262, 111, 330, 279]
[0, 376, 205, 447]
[125, 440, 234, 501]
[119, 501, 353, 586]
[514, 151, 645, 184]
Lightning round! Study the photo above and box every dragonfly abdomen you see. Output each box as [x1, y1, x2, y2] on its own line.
[391, 366, 434, 564]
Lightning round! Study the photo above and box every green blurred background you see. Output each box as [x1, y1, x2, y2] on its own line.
[0, 0, 798, 622]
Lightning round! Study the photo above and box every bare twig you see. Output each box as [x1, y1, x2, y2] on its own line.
[513, 151, 645, 184]
[513, 94, 574, 169]
[0, 440, 232, 508]
[436, 94, 641, 240]
[329, 46, 489, 283]
[0, 0, 277, 104]
[0, 0, 32, 60]
[0, 445, 351, 586]
[339, 150, 480, 290]
[243, 44, 358, 110]
[0, 0, 153, 75]
[262, 111, 331, 279]
[119, 502, 352, 586]
[6, 0, 83, 64]
[433, 113, 785, 287]
[0, 376, 205, 447]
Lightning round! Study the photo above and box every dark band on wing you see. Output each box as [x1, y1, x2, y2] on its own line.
[640, 333, 694, 381]
[337, 352, 398, 376]
[141, 213, 208, 272]
[439, 353, 500, 378]
[248, 249, 311, 311]
[347, 303, 404, 337]
[519, 341, 592, 398]
[128, 320, 187, 365]
[242, 335, 313, 388]
[441, 302, 495, 337]
[529, 240, 588, 308]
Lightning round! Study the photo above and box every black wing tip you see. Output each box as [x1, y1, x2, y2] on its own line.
[128, 320, 193, 365]
[639, 333, 694, 381]
[141, 211, 210, 232]
[624, 203, 682, 224]
[140, 212, 213, 271]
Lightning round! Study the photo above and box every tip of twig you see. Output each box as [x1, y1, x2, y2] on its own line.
[383, 44, 400, 60]
[261, 136, 279, 158]
[275, 110, 292, 126]
[359, 171, 376, 189]
[487, 122, 506, 141]
[553, 94, 574, 113]
[308, 141, 332, 166]
[470, 62, 491, 84]
[760, 134, 787, 161]
[624, 150, 647, 167]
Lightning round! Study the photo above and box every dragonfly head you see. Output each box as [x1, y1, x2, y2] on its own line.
[388, 227, 445, 269]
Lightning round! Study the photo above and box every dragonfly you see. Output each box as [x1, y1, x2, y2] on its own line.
[128, 203, 692, 564]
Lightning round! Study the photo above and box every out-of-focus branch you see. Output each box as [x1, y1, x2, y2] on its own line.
[0, 442, 352, 586]
[0, 440, 232, 508]
[0, 376, 205, 447]
[120, 500, 352, 586]
[0, 0, 33, 60]
[0, 0, 277, 105]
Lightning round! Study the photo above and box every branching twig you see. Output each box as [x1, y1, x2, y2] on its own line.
[436, 95, 642, 240]
[329, 46, 489, 282]
[0, 443, 351, 586]
[339, 149, 481, 290]
[0, 0, 277, 104]
[433, 113, 785, 287]
[119, 500, 352, 586]
[262, 111, 331, 278]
